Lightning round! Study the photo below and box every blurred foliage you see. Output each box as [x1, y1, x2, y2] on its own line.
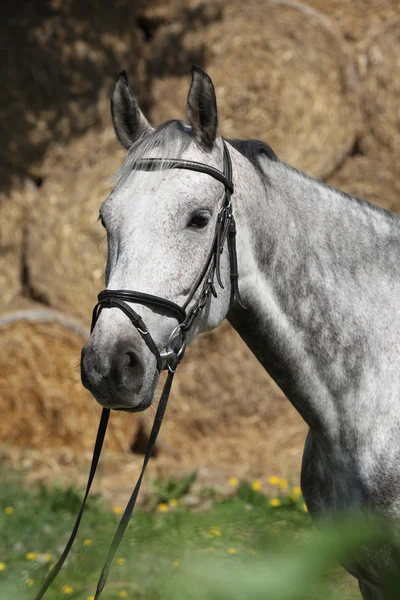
[148, 469, 197, 504]
[2, 472, 399, 599]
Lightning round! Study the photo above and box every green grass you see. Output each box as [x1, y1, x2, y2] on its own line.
[0, 474, 369, 600]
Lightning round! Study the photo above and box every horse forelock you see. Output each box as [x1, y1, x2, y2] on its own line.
[114, 120, 193, 189]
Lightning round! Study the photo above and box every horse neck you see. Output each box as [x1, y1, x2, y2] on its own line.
[228, 148, 400, 441]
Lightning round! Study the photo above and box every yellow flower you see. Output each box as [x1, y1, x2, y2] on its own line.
[268, 475, 280, 486]
[4, 506, 14, 515]
[270, 498, 281, 508]
[206, 547, 215, 552]
[169, 498, 179, 507]
[87, 597, 95, 600]
[113, 505, 123, 515]
[116, 557, 125, 565]
[61, 585, 73, 595]
[208, 526, 221, 537]
[118, 591, 128, 598]
[290, 486, 302, 501]
[228, 548, 237, 554]
[173, 559, 181, 567]
[249, 550, 257, 555]
[303, 503, 308, 513]
[228, 477, 239, 487]
[273, 529, 280, 534]
[251, 480, 262, 492]
[157, 503, 168, 512]
[26, 552, 38, 561]
[0, 562, 6, 571]
[83, 538, 92, 547]
[27, 579, 34, 587]
[279, 478, 289, 490]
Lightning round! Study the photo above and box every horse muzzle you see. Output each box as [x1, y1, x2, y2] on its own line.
[80, 337, 151, 410]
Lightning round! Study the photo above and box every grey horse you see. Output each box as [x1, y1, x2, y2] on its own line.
[81, 67, 400, 598]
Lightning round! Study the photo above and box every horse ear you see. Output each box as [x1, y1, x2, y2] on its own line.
[187, 66, 218, 150]
[111, 71, 153, 149]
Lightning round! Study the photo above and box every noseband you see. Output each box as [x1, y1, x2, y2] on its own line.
[35, 140, 245, 599]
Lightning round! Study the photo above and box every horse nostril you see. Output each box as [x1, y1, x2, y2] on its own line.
[126, 350, 145, 380]
[109, 346, 145, 394]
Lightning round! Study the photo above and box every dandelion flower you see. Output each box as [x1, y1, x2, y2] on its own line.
[43, 552, 53, 562]
[251, 480, 262, 492]
[27, 579, 34, 587]
[270, 498, 281, 508]
[169, 499, 179, 507]
[290, 486, 302, 501]
[0, 562, 6, 571]
[208, 526, 221, 537]
[228, 548, 237, 554]
[61, 585, 73, 595]
[4, 506, 14, 515]
[87, 597, 95, 600]
[303, 503, 308, 513]
[118, 591, 128, 598]
[113, 505, 123, 515]
[279, 478, 289, 490]
[83, 538, 92, 547]
[206, 547, 215, 552]
[157, 503, 168, 512]
[26, 552, 38, 561]
[228, 477, 239, 487]
[268, 475, 280, 486]
[116, 557, 125, 565]
[173, 559, 181, 567]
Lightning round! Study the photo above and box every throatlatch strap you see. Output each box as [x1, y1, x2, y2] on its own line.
[34, 408, 110, 600]
[93, 370, 174, 599]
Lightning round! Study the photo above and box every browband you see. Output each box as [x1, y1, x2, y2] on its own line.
[132, 158, 234, 194]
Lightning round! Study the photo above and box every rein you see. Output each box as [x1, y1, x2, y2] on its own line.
[34, 140, 245, 599]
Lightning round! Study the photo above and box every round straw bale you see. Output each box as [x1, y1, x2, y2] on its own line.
[149, 0, 359, 179]
[357, 21, 400, 157]
[25, 127, 124, 324]
[0, 170, 38, 311]
[304, 0, 399, 41]
[326, 152, 400, 215]
[0, 1, 148, 190]
[0, 305, 137, 453]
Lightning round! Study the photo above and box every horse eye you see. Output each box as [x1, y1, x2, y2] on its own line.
[187, 212, 210, 229]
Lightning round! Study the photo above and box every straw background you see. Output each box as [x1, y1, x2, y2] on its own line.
[1, 0, 399, 496]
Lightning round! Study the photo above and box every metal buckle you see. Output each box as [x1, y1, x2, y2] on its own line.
[159, 324, 186, 373]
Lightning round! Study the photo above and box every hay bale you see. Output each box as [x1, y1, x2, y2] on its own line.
[0, 170, 39, 310]
[326, 152, 400, 215]
[357, 21, 400, 157]
[305, 0, 399, 41]
[149, 0, 359, 179]
[0, 305, 306, 480]
[0, 1, 148, 191]
[25, 127, 124, 323]
[0, 305, 137, 453]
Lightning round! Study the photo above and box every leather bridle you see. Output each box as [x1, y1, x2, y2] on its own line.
[34, 140, 245, 599]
